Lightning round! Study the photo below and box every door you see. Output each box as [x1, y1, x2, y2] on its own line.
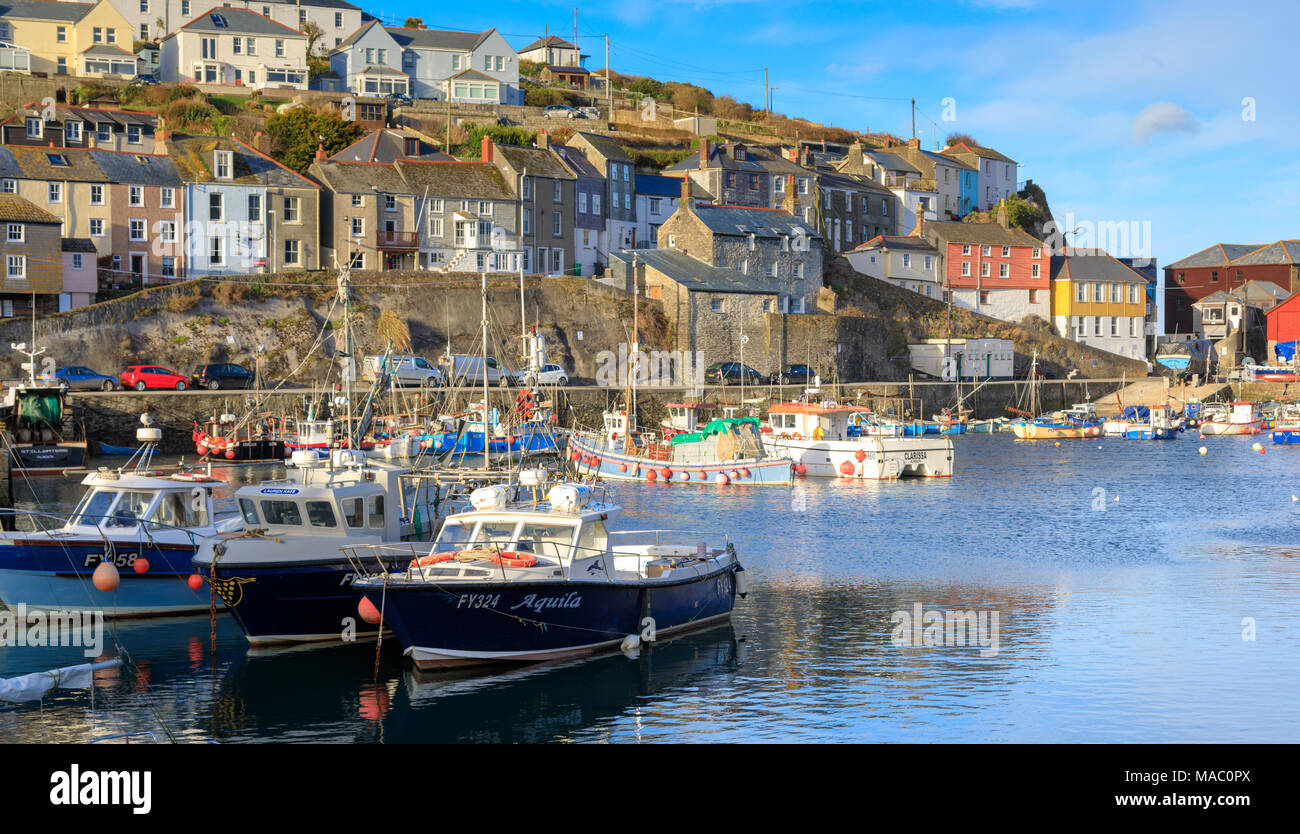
[537, 248, 548, 275]
[130, 253, 145, 284]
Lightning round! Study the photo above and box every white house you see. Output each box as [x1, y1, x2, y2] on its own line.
[846, 235, 944, 300]
[386, 26, 521, 104]
[940, 141, 1018, 212]
[328, 19, 408, 97]
[863, 150, 937, 236]
[97, 0, 364, 50]
[159, 8, 308, 90]
[515, 34, 583, 67]
[633, 174, 680, 248]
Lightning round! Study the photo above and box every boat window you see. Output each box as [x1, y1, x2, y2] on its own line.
[105, 491, 154, 528]
[72, 489, 120, 526]
[576, 520, 608, 556]
[306, 501, 337, 528]
[342, 497, 364, 528]
[472, 520, 519, 545]
[239, 498, 260, 525]
[519, 522, 575, 559]
[368, 495, 384, 528]
[261, 500, 303, 526]
[152, 490, 208, 529]
[433, 520, 473, 550]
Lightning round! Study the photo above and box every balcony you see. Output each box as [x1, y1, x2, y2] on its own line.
[884, 176, 937, 192]
[376, 230, 418, 250]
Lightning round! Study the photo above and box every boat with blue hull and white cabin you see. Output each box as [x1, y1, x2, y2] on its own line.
[0, 424, 240, 616]
[1272, 404, 1300, 444]
[192, 449, 473, 644]
[348, 478, 747, 669]
[568, 408, 793, 485]
[764, 401, 953, 479]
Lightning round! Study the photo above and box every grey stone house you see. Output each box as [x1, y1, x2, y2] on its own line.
[664, 139, 769, 208]
[553, 144, 606, 277]
[487, 135, 576, 275]
[565, 131, 637, 252]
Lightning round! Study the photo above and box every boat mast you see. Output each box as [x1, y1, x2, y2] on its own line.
[338, 264, 356, 447]
[482, 269, 491, 469]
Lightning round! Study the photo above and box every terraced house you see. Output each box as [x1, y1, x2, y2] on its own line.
[0, 104, 161, 153]
[170, 135, 320, 276]
[564, 131, 637, 253]
[98, 0, 364, 50]
[920, 207, 1050, 323]
[0, 142, 184, 287]
[327, 20, 409, 98]
[159, 8, 309, 89]
[881, 138, 976, 221]
[310, 142, 519, 273]
[1050, 249, 1148, 359]
[0, 0, 135, 78]
[552, 144, 606, 277]
[1163, 240, 1300, 333]
[0, 195, 64, 317]
[487, 135, 576, 275]
[940, 141, 1018, 212]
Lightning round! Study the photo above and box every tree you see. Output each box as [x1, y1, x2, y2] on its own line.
[403, 17, 426, 28]
[265, 106, 362, 174]
[945, 132, 978, 148]
[301, 20, 324, 57]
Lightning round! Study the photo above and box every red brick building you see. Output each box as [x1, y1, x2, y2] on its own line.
[1164, 241, 1300, 334]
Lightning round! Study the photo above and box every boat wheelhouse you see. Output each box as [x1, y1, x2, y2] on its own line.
[764, 401, 953, 479]
[1199, 401, 1262, 436]
[1, 379, 88, 474]
[1272, 404, 1300, 444]
[348, 479, 746, 669]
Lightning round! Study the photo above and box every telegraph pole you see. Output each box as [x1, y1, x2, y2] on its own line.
[911, 98, 915, 140]
[573, 7, 578, 67]
[605, 34, 612, 124]
[765, 67, 769, 114]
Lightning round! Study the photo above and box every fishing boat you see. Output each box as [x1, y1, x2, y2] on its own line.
[347, 478, 747, 669]
[193, 411, 287, 462]
[1, 346, 88, 474]
[1011, 403, 1103, 440]
[191, 448, 473, 644]
[764, 401, 953, 479]
[1198, 401, 1262, 436]
[1114, 405, 1181, 440]
[0, 423, 239, 616]
[1271, 404, 1300, 444]
[569, 409, 793, 485]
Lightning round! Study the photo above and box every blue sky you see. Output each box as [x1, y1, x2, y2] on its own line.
[374, 0, 1297, 267]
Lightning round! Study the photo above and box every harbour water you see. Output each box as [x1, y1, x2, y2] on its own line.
[3, 433, 1299, 742]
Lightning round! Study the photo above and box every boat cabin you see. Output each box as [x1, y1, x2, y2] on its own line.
[661, 402, 716, 437]
[767, 403, 861, 441]
[66, 470, 225, 533]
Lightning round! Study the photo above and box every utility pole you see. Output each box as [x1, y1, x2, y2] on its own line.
[573, 7, 578, 67]
[911, 98, 915, 140]
[605, 34, 612, 124]
[764, 67, 769, 115]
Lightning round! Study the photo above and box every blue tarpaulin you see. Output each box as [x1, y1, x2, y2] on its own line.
[1275, 341, 1298, 361]
[1122, 405, 1150, 421]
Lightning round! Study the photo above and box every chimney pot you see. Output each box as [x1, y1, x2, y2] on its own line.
[679, 176, 694, 213]
[314, 142, 326, 161]
[699, 137, 710, 166]
[481, 133, 493, 162]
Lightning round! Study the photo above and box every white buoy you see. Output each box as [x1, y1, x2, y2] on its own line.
[715, 472, 729, 485]
[620, 634, 641, 656]
[1252, 442, 1264, 452]
[1198, 446, 1208, 455]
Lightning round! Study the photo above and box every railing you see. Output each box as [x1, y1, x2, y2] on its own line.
[376, 230, 418, 250]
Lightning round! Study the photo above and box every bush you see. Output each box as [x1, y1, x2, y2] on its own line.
[162, 286, 201, 313]
[168, 84, 202, 102]
[524, 87, 564, 107]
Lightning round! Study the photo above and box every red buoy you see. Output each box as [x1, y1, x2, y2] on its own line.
[224, 449, 236, 460]
[92, 561, 120, 592]
[697, 471, 708, 480]
[840, 460, 856, 475]
[854, 449, 867, 462]
[618, 463, 627, 472]
[740, 469, 750, 478]
[133, 557, 150, 574]
[794, 463, 807, 476]
[358, 596, 382, 625]
[187, 574, 204, 590]
[660, 468, 672, 479]
[646, 469, 658, 481]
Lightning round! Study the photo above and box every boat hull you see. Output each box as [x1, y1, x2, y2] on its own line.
[1199, 421, 1262, 436]
[1272, 427, 1300, 444]
[569, 433, 792, 485]
[8, 442, 88, 475]
[764, 436, 953, 479]
[363, 569, 740, 669]
[194, 554, 408, 644]
[0, 538, 217, 616]
[1011, 423, 1102, 439]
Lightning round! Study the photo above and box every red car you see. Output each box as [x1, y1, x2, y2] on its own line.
[120, 365, 189, 391]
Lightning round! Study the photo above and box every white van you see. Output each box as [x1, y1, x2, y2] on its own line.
[440, 354, 509, 386]
[362, 355, 445, 387]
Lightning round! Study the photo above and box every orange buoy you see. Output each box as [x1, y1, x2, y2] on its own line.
[646, 469, 658, 481]
[660, 467, 673, 479]
[855, 449, 867, 462]
[358, 596, 382, 624]
[839, 460, 855, 475]
[92, 560, 120, 592]
[187, 574, 204, 590]
[714, 472, 729, 485]
[133, 557, 150, 574]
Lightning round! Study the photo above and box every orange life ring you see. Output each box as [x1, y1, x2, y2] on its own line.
[410, 553, 456, 568]
[488, 551, 538, 568]
[792, 432, 803, 440]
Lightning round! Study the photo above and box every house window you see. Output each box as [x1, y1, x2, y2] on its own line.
[999, 263, 1008, 278]
[980, 262, 990, 277]
[335, 12, 343, 26]
[1093, 282, 1103, 301]
[233, 37, 242, 55]
[73, 253, 83, 270]
[711, 298, 724, 313]
[90, 219, 104, 236]
[210, 236, 224, 266]
[97, 122, 112, 142]
[159, 221, 176, 243]
[127, 125, 141, 144]
[961, 261, 971, 276]
[1033, 247, 1041, 258]
[1002, 246, 1010, 257]
[1111, 317, 1118, 336]
[1210, 270, 1218, 282]
[161, 257, 175, 278]
[48, 183, 62, 203]
[552, 212, 562, 237]
[247, 194, 261, 222]
[924, 255, 932, 271]
[129, 219, 145, 241]
[578, 193, 587, 214]
[522, 209, 530, 235]
[129, 185, 143, 207]
[981, 245, 991, 256]
[215, 151, 232, 179]
[275, 40, 285, 58]
[978, 290, 990, 305]
[593, 194, 601, 214]
[283, 239, 300, 265]
[209, 192, 224, 221]
[57, 26, 66, 42]
[93, 27, 103, 44]
[1029, 289, 1039, 303]
[350, 217, 363, 236]
[351, 194, 363, 208]
[1031, 263, 1040, 278]
[798, 178, 809, 195]
[349, 251, 364, 269]
[25, 118, 41, 139]
[6, 223, 22, 242]
[284, 196, 300, 222]
[161, 187, 175, 208]
[477, 201, 490, 215]
[428, 217, 442, 237]
[552, 181, 562, 203]
[246, 38, 256, 56]
[66, 121, 82, 142]
[90, 185, 104, 205]
[1111, 283, 1120, 303]
[774, 176, 785, 194]
[902, 253, 911, 268]
[769, 262, 778, 278]
[0, 179, 12, 193]
[795, 263, 804, 279]
[1094, 316, 1102, 336]
[182, 0, 190, 14]
[6, 255, 25, 280]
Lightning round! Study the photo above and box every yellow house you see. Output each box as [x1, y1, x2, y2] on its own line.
[0, 0, 135, 78]
[1051, 248, 1148, 359]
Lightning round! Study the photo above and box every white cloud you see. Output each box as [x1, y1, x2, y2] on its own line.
[1131, 102, 1199, 145]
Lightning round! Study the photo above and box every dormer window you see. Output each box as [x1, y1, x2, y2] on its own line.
[25, 117, 41, 139]
[215, 150, 233, 180]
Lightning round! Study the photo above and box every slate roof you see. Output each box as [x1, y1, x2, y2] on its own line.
[89, 150, 181, 187]
[851, 235, 937, 254]
[665, 142, 766, 174]
[863, 151, 920, 175]
[328, 129, 451, 163]
[635, 173, 682, 198]
[553, 145, 601, 179]
[168, 136, 317, 189]
[519, 35, 577, 52]
[175, 9, 306, 38]
[1166, 243, 1266, 269]
[0, 193, 59, 223]
[543, 65, 589, 74]
[308, 159, 410, 194]
[7, 146, 109, 182]
[387, 27, 492, 52]
[614, 248, 774, 295]
[494, 144, 574, 180]
[1229, 240, 1300, 266]
[572, 131, 630, 163]
[79, 44, 138, 58]
[396, 159, 514, 200]
[923, 219, 1041, 248]
[691, 204, 820, 239]
[820, 170, 893, 195]
[941, 142, 1016, 164]
[332, 18, 383, 51]
[0, 0, 92, 22]
[448, 68, 497, 82]
[0, 146, 22, 180]
[1049, 249, 1147, 284]
[62, 237, 97, 253]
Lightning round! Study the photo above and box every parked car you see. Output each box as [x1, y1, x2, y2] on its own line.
[771, 364, 817, 385]
[512, 364, 569, 386]
[131, 74, 159, 86]
[361, 354, 444, 387]
[191, 363, 256, 390]
[386, 93, 412, 107]
[543, 104, 582, 119]
[440, 354, 509, 386]
[578, 106, 600, 119]
[705, 362, 766, 385]
[55, 366, 118, 391]
[120, 365, 189, 391]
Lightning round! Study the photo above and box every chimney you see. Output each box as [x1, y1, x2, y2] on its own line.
[785, 146, 799, 163]
[679, 175, 694, 213]
[480, 134, 493, 163]
[314, 142, 326, 161]
[536, 130, 550, 150]
[995, 199, 1009, 230]
[699, 137, 710, 167]
[913, 210, 924, 238]
[907, 137, 920, 150]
